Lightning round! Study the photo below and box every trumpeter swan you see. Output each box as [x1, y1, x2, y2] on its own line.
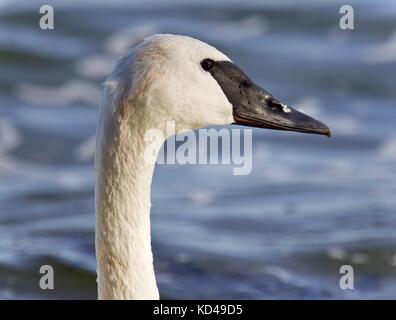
[95, 34, 331, 300]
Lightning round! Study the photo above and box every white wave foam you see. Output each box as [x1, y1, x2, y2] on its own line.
[377, 135, 396, 161]
[0, 155, 93, 191]
[74, 135, 96, 162]
[0, 118, 21, 155]
[296, 98, 360, 137]
[264, 265, 291, 282]
[105, 15, 266, 59]
[323, 159, 354, 179]
[364, 31, 396, 64]
[295, 97, 321, 118]
[0, 0, 13, 9]
[208, 15, 267, 42]
[253, 144, 271, 162]
[76, 54, 115, 80]
[327, 116, 360, 135]
[350, 253, 369, 265]
[105, 23, 159, 56]
[188, 190, 213, 205]
[56, 170, 92, 190]
[326, 246, 347, 260]
[15, 80, 101, 106]
[390, 254, 396, 267]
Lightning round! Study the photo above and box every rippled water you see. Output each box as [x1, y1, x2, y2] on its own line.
[0, 0, 396, 299]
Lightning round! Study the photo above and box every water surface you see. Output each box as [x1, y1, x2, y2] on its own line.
[0, 0, 396, 299]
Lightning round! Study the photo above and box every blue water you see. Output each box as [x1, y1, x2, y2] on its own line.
[0, 0, 396, 299]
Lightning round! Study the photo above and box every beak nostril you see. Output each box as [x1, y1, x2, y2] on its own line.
[268, 101, 291, 113]
[273, 102, 282, 110]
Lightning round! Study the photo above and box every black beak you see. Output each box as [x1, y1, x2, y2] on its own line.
[206, 60, 331, 137]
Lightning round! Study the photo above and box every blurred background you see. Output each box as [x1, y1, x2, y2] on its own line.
[0, 0, 396, 299]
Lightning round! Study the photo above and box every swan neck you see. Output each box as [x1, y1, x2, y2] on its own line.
[95, 118, 162, 300]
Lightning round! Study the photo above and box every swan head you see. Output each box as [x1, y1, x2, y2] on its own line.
[106, 34, 331, 137]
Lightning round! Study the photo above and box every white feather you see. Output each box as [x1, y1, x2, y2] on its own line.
[95, 34, 234, 299]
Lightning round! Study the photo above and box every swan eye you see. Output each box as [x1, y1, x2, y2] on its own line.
[201, 58, 214, 71]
